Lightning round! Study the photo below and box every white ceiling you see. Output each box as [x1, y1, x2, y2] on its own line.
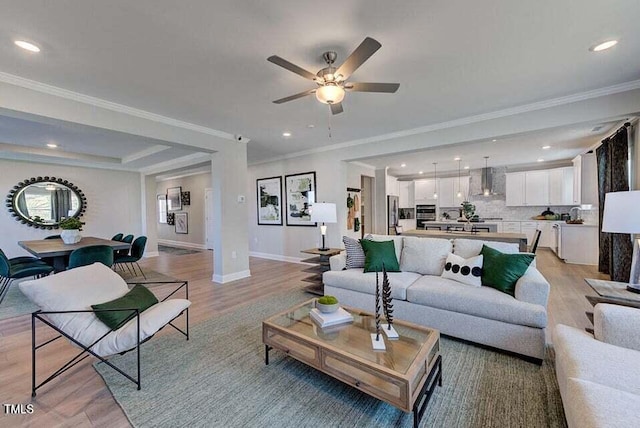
[0, 1, 639, 167]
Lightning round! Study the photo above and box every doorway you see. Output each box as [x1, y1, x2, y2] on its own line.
[360, 176, 374, 238]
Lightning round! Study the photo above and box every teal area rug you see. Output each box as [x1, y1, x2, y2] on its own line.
[95, 290, 566, 427]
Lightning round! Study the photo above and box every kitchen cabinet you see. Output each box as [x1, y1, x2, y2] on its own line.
[506, 172, 526, 206]
[502, 221, 521, 233]
[520, 221, 539, 246]
[558, 224, 598, 264]
[414, 179, 438, 204]
[386, 175, 399, 196]
[572, 153, 598, 205]
[537, 222, 555, 248]
[437, 176, 470, 208]
[398, 181, 415, 208]
[549, 167, 574, 205]
[524, 170, 550, 206]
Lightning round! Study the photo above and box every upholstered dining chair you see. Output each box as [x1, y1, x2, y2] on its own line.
[68, 245, 114, 270]
[111, 233, 124, 241]
[115, 234, 134, 258]
[530, 229, 542, 254]
[0, 250, 54, 304]
[114, 236, 147, 279]
[44, 235, 61, 240]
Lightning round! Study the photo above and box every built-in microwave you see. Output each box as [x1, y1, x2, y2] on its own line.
[416, 204, 436, 228]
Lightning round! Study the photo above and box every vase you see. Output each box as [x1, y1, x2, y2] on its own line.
[60, 229, 82, 244]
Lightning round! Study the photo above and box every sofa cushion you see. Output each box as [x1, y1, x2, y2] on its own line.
[453, 238, 519, 258]
[323, 269, 421, 300]
[361, 239, 400, 272]
[441, 253, 483, 287]
[564, 378, 640, 428]
[553, 324, 640, 397]
[343, 235, 371, 269]
[481, 245, 534, 296]
[400, 236, 452, 275]
[406, 275, 547, 328]
[369, 234, 404, 264]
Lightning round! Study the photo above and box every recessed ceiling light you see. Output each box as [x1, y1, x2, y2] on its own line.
[282, 132, 291, 137]
[307, 124, 315, 128]
[492, 139, 497, 142]
[14, 40, 41, 53]
[542, 145, 551, 150]
[453, 156, 461, 161]
[46, 143, 57, 148]
[537, 158, 545, 162]
[463, 165, 470, 170]
[418, 171, 424, 175]
[400, 163, 406, 168]
[590, 40, 618, 52]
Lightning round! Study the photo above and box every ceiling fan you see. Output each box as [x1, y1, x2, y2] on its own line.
[268, 37, 400, 115]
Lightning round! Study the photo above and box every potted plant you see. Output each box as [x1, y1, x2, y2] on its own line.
[316, 295, 339, 313]
[59, 217, 84, 244]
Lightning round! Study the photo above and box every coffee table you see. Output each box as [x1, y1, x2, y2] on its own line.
[263, 300, 442, 428]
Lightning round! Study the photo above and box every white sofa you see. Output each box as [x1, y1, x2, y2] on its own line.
[554, 304, 640, 427]
[323, 235, 550, 362]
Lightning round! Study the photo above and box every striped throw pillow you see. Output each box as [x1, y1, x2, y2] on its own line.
[343, 235, 372, 269]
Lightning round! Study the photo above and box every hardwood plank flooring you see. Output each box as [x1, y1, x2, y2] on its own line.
[0, 248, 606, 427]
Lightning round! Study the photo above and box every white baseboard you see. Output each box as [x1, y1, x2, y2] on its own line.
[212, 269, 251, 284]
[157, 239, 207, 250]
[143, 251, 159, 258]
[249, 251, 313, 265]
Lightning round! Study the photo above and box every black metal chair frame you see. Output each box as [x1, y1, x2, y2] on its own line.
[30, 280, 189, 396]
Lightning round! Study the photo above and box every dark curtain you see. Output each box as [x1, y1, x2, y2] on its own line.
[597, 126, 633, 281]
[51, 188, 72, 222]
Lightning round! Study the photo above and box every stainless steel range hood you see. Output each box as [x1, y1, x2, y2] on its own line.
[481, 167, 493, 195]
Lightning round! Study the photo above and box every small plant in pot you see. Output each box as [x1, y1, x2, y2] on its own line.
[58, 217, 84, 245]
[316, 295, 339, 313]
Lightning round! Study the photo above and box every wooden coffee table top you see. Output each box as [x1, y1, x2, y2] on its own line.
[264, 299, 438, 375]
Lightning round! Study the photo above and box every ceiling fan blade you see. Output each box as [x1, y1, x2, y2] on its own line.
[330, 102, 344, 115]
[345, 82, 400, 93]
[273, 89, 316, 104]
[336, 37, 382, 80]
[267, 55, 317, 81]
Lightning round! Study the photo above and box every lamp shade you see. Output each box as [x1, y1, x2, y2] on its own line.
[602, 191, 640, 233]
[315, 84, 345, 105]
[310, 203, 337, 223]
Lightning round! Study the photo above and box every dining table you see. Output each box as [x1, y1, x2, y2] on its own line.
[18, 236, 131, 272]
[402, 229, 528, 252]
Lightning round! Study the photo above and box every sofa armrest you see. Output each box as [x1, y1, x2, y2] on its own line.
[594, 303, 640, 352]
[329, 253, 346, 271]
[514, 267, 549, 308]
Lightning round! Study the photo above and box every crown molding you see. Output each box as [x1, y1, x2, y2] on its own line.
[140, 152, 212, 175]
[249, 79, 640, 166]
[0, 72, 237, 141]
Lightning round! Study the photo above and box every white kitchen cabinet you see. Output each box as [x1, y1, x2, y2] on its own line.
[506, 172, 526, 206]
[537, 222, 555, 248]
[437, 178, 455, 208]
[398, 181, 415, 208]
[572, 153, 598, 205]
[521, 221, 539, 245]
[414, 179, 437, 204]
[524, 170, 550, 206]
[549, 167, 574, 205]
[559, 224, 598, 264]
[386, 175, 399, 196]
[502, 221, 521, 233]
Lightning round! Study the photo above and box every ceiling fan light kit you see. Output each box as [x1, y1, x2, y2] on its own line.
[268, 37, 399, 115]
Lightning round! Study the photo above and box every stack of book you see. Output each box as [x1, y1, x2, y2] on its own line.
[310, 307, 354, 328]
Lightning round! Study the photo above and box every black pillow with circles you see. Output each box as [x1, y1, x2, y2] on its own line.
[441, 253, 483, 287]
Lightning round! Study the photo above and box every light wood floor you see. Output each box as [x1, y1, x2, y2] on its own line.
[0, 248, 607, 427]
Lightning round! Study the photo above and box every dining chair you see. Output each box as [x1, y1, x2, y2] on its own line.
[530, 229, 542, 254]
[0, 250, 54, 304]
[114, 236, 147, 279]
[67, 245, 114, 270]
[115, 234, 134, 258]
[44, 235, 61, 240]
[111, 233, 124, 241]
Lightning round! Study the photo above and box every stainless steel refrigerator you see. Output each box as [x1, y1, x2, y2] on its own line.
[388, 195, 399, 235]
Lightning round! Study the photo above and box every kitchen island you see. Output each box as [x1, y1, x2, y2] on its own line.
[403, 229, 528, 252]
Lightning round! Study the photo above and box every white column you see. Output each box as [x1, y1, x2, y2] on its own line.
[141, 173, 159, 257]
[210, 143, 251, 283]
[374, 168, 388, 235]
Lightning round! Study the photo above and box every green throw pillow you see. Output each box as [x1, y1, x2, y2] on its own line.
[360, 239, 400, 273]
[91, 284, 159, 330]
[480, 245, 534, 296]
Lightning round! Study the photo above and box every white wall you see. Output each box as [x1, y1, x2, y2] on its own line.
[157, 173, 211, 247]
[248, 155, 374, 260]
[0, 159, 142, 257]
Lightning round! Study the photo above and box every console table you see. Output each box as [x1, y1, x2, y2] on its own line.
[300, 248, 343, 296]
[583, 278, 640, 333]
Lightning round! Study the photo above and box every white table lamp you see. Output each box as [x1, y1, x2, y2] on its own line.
[310, 203, 337, 251]
[601, 191, 640, 292]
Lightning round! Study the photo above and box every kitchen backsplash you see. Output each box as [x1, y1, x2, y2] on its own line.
[456, 197, 599, 222]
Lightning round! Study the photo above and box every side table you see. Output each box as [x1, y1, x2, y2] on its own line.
[583, 278, 640, 333]
[300, 248, 343, 296]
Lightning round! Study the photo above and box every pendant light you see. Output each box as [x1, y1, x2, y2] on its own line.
[483, 156, 490, 196]
[457, 159, 462, 198]
[432, 162, 438, 199]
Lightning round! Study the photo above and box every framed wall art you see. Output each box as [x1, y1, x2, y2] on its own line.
[157, 194, 167, 224]
[257, 176, 283, 225]
[285, 171, 316, 226]
[175, 212, 188, 234]
[167, 186, 182, 211]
